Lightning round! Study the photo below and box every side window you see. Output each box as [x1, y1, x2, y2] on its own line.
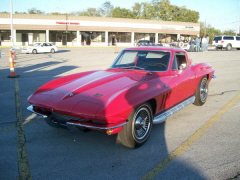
[172, 52, 187, 71]
[223, 36, 234, 40]
[172, 56, 178, 71]
[236, 37, 240, 41]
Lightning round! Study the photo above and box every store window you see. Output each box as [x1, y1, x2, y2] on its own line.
[108, 32, 131, 45]
[134, 33, 155, 43]
[49, 31, 76, 42]
[91, 32, 105, 42]
[16, 30, 46, 43]
[81, 31, 105, 45]
[0, 30, 11, 41]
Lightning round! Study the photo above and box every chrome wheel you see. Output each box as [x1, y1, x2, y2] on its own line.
[194, 76, 208, 106]
[117, 102, 153, 148]
[134, 107, 152, 141]
[200, 78, 208, 102]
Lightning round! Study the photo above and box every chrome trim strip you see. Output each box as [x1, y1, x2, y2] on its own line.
[66, 121, 128, 130]
[27, 105, 48, 118]
[153, 96, 195, 124]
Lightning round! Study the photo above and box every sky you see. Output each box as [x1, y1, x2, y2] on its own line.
[1, 0, 240, 32]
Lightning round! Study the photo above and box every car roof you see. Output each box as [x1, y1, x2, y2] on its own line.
[124, 46, 186, 52]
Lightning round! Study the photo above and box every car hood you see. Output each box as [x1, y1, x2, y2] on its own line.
[28, 69, 158, 117]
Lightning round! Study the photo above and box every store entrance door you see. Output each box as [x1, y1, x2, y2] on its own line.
[62, 35, 67, 46]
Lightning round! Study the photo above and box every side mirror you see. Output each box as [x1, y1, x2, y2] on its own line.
[179, 63, 187, 70]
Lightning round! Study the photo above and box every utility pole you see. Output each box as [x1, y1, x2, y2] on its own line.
[205, 19, 206, 36]
[237, 0, 239, 35]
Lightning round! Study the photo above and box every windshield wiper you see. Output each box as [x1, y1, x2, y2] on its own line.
[120, 66, 144, 70]
[118, 66, 153, 75]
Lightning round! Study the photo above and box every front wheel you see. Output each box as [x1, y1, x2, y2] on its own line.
[194, 76, 208, 106]
[117, 102, 153, 148]
[32, 49, 37, 54]
[51, 48, 55, 53]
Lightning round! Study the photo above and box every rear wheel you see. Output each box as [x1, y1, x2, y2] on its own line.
[226, 44, 232, 51]
[194, 76, 208, 106]
[117, 102, 153, 148]
[51, 48, 55, 53]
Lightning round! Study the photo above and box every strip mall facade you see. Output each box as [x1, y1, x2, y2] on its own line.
[0, 13, 200, 47]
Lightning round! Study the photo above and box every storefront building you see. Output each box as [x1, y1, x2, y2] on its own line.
[0, 13, 200, 47]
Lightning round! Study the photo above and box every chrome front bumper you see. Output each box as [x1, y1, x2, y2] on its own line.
[27, 105, 127, 131]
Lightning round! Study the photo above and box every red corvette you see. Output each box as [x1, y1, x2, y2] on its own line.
[27, 47, 215, 148]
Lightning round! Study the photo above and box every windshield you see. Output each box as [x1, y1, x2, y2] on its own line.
[33, 43, 41, 46]
[110, 50, 170, 72]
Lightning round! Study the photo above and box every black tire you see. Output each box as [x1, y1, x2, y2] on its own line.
[45, 117, 61, 128]
[194, 76, 208, 106]
[117, 102, 153, 148]
[236, 48, 240, 50]
[32, 49, 37, 54]
[51, 48, 55, 53]
[226, 44, 232, 51]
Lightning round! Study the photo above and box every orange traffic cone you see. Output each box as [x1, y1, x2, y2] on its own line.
[8, 49, 20, 78]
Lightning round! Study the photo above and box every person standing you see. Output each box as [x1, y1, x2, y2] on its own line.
[206, 35, 209, 51]
[190, 37, 196, 52]
[195, 36, 201, 52]
[201, 36, 207, 51]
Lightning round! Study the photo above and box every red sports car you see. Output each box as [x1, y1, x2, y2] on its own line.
[27, 46, 216, 148]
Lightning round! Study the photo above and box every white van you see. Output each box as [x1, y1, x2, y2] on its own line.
[212, 35, 240, 50]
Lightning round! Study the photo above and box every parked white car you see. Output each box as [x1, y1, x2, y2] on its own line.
[212, 35, 240, 51]
[22, 43, 58, 54]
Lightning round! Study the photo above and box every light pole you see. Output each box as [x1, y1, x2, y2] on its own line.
[10, 0, 14, 47]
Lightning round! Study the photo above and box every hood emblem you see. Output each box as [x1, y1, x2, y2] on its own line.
[94, 93, 103, 97]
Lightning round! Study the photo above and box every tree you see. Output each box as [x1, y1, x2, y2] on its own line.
[200, 22, 221, 43]
[28, 8, 45, 14]
[15, 11, 27, 14]
[99, 1, 114, 17]
[50, 12, 63, 15]
[153, 0, 176, 21]
[222, 29, 236, 35]
[171, 6, 199, 23]
[112, 7, 134, 18]
[78, 8, 101, 17]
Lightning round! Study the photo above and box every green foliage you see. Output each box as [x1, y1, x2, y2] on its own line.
[112, 7, 134, 18]
[15, 11, 27, 14]
[99, 1, 114, 17]
[50, 12, 63, 15]
[28, 8, 45, 14]
[199, 22, 236, 44]
[78, 8, 101, 17]
[222, 29, 236, 35]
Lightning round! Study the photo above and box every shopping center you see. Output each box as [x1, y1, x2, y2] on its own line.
[0, 13, 200, 47]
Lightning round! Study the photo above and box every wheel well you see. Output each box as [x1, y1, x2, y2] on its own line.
[147, 99, 157, 115]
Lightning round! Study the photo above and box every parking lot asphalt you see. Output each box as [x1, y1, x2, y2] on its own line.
[0, 47, 240, 180]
